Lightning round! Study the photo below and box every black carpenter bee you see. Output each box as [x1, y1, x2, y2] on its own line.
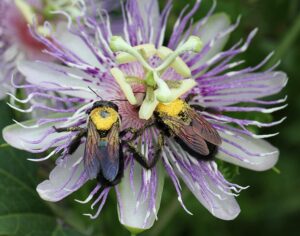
[125, 95, 222, 169]
[54, 100, 124, 187]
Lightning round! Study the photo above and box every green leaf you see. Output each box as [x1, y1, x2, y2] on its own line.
[52, 225, 86, 236]
[216, 159, 240, 181]
[0, 101, 86, 236]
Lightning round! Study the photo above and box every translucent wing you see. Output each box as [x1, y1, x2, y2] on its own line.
[99, 122, 120, 182]
[163, 116, 210, 156]
[186, 107, 222, 146]
[84, 120, 101, 179]
[84, 120, 120, 181]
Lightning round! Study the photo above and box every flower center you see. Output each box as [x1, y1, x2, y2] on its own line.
[90, 107, 118, 131]
[109, 36, 203, 120]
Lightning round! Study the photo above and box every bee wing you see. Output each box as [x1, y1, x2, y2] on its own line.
[164, 116, 210, 156]
[186, 107, 222, 146]
[100, 122, 120, 182]
[84, 120, 120, 182]
[84, 120, 101, 179]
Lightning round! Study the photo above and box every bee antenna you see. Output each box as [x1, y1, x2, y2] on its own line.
[88, 86, 103, 100]
[111, 99, 128, 102]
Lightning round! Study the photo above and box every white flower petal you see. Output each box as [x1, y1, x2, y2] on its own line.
[167, 141, 240, 220]
[117, 162, 164, 233]
[216, 126, 279, 171]
[54, 23, 104, 70]
[137, 0, 160, 43]
[202, 72, 288, 107]
[18, 61, 98, 99]
[2, 116, 69, 151]
[193, 13, 231, 68]
[37, 145, 88, 202]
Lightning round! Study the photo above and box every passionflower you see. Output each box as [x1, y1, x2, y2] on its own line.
[0, 0, 102, 99]
[3, 0, 287, 233]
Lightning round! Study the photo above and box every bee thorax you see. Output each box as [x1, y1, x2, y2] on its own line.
[156, 99, 186, 117]
[90, 107, 119, 131]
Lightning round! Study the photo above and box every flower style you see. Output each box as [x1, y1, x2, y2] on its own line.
[3, 0, 287, 233]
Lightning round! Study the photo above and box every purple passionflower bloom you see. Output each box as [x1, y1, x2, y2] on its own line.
[0, 0, 111, 99]
[3, 0, 287, 233]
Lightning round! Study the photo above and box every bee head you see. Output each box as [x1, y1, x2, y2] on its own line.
[86, 101, 119, 114]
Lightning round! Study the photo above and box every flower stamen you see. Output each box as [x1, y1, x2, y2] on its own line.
[110, 35, 203, 120]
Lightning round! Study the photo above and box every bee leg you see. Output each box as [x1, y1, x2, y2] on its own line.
[186, 94, 220, 113]
[190, 104, 221, 115]
[126, 132, 164, 169]
[120, 121, 155, 141]
[53, 126, 86, 133]
[68, 129, 87, 154]
[185, 93, 198, 103]
[151, 132, 164, 167]
[119, 127, 137, 138]
[126, 142, 149, 169]
[190, 104, 205, 112]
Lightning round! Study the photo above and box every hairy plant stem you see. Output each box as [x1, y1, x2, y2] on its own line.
[266, 13, 300, 68]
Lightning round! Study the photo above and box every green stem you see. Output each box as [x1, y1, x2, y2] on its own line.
[150, 189, 190, 236]
[0, 143, 9, 148]
[265, 13, 300, 68]
[272, 166, 281, 174]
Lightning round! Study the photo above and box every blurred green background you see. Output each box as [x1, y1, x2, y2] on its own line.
[0, 0, 299, 235]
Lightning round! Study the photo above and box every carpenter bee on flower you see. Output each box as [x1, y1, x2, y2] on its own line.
[124, 98, 222, 170]
[2, 0, 287, 233]
[53, 99, 125, 187]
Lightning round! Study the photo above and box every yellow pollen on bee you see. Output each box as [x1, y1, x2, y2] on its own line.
[90, 107, 118, 131]
[156, 99, 186, 117]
